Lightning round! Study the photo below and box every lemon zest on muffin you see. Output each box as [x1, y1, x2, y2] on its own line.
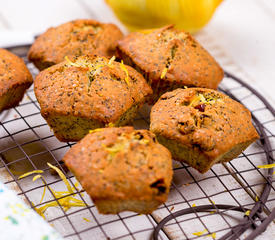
[120, 60, 130, 86]
[102, 141, 128, 157]
[189, 93, 222, 107]
[140, 139, 150, 145]
[192, 229, 207, 236]
[89, 128, 103, 134]
[18, 170, 44, 179]
[108, 122, 115, 127]
[108, 56, 116, 67]
[161, 67, 168, 79]
[189, 94, 206, 107]
[93, 64, 106, 75]
[65, 56, 107, 76]
[65, 56, 80, 67]
[131, 132, 150, 145]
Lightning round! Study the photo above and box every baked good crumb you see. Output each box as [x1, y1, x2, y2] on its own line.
[34, 55, 152, 142]
[63, 126, 173, 214]
[150, 88, 259, 173]
[28, 19, 123, 70]
[0, 48, 33, 113]
[117, 25, 224, 103]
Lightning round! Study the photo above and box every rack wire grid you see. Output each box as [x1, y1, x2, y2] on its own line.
[0, 45, 274, 240]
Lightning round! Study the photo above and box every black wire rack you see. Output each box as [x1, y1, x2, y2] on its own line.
[0, 45, 274, 240]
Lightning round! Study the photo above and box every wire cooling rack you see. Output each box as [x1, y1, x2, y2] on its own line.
[0, 45, 274, 240]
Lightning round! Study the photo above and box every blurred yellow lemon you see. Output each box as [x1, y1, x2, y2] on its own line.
[106, 0, 222, 33]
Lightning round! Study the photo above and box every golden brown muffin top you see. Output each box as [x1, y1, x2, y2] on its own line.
[0, 48, 33, 96]
[28, 19, 123, 70]
[150, 88, 259, 159]
[63, 127, 172, 201]
[117, 25, 223, 89]
[34, 55, 152, 123]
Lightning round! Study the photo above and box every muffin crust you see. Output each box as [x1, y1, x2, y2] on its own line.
[63, 127, 173, 214]
[34, 55, 152, 141]
[0, 49, 33, 112]
[28, 19, 123, 70]
[117, 25, 224, 102]
[150, 88, 259, 173]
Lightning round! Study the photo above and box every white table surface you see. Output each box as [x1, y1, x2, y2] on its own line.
[0, 0, 274, 103]
[0, 0, 274, 239]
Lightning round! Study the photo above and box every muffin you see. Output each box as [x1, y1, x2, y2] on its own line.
[34, 55, 152, 142]
[0, 49, 33, 113]
[117, 25, 224, 103]
[63, 126, 173, 214]
[28, 19, 123, 70]
[150, 88, 259, 173]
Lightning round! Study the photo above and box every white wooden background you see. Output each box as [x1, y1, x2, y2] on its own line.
[0, 0, 274, 239]
[0, 0, 274, 104]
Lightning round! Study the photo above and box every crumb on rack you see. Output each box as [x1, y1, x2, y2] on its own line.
[160, 67, 168, 79]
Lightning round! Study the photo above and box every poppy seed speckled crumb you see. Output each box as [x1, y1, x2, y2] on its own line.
[150, 88, 259, 173]
[34, 55, 152, 142]
[28, 19, 123, 70]
[63, 127, 173, 214]
[117, 25, 224, 103]
[0, 49, 33, 113]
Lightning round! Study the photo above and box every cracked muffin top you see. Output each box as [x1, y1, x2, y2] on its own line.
[63, 127, 172, 203]
[34, 55, 152, 124]
[150, 88, 259, 160]
[0, 48, 33, 96]
[28, 19, 123, 70]
[117, 25, 224, 100]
